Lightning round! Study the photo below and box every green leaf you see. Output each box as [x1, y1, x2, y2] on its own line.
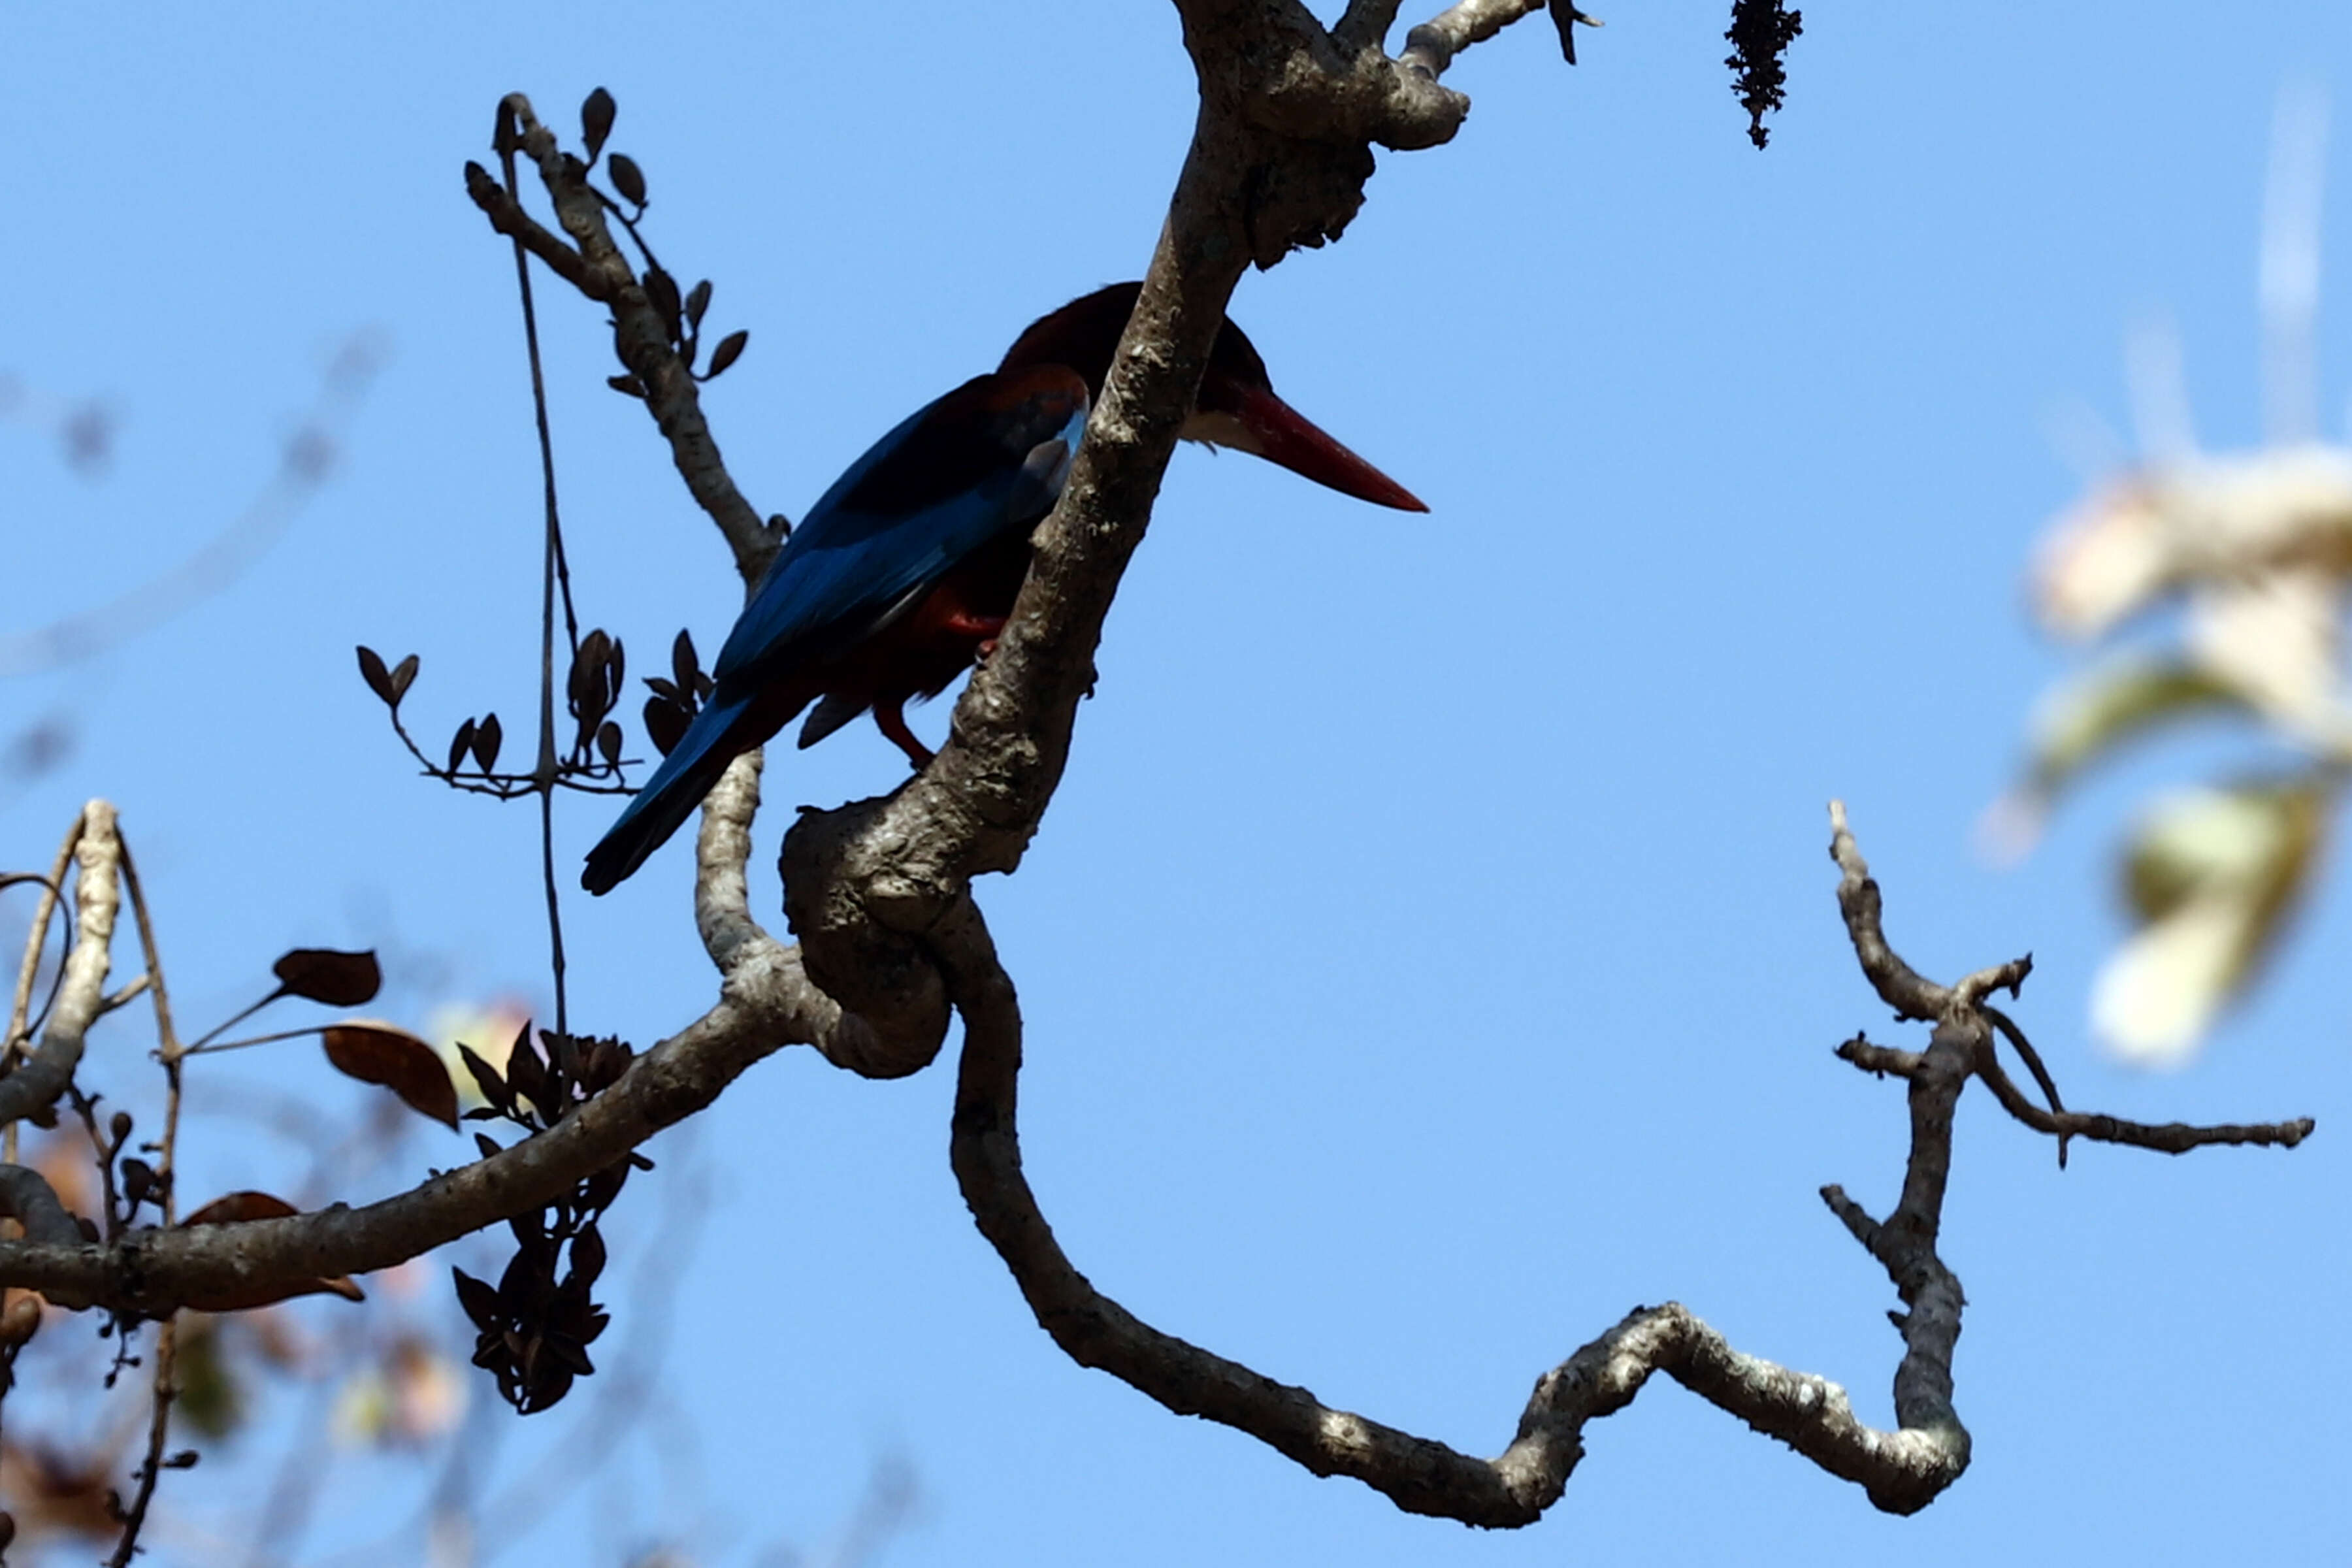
[2022, 659, 2252, 802]
[2095, 772, 2335, 1062]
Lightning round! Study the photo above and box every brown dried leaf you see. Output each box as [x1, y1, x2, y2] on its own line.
[472, 712, 503, 772]
[644, 695, 689, 758]
[608, 153, 646, 207]
[182, 1190, 299, 1226]
[569, 630, 612, 715]
[272, 947, 382, 1007]
[706, 329, 747, 380]
[322, 1022, 459, 1129]
[357, 645, 395, 705]
[180, 1191, 366, 1308]
[388, 653, 419, 704]
[581, 87, 617, 163]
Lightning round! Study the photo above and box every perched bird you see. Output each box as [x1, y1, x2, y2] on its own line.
[581, 282, 1425, 895]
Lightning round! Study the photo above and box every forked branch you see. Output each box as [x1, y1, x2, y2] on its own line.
[933, 802, 2308, 1523]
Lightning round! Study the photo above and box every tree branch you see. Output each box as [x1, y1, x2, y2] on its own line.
[1829, 800, 1949, 1022]
[466, 97, 776, 585]
[935, 797, 2311, 1522]
[0, 789, 849, 1315]
[938, 806, 2002, 1522]
[0, 1164, 84, 1246]
[0, 802, 119, 1128]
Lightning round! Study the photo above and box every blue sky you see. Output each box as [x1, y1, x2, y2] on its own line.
[3, 4, 2347, 1563]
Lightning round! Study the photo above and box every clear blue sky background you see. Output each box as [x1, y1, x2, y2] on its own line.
[3, 4, 2347, 1564]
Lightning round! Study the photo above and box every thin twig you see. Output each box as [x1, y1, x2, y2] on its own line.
[4, 812, 84, 1165]
[107, 829, 186, 1568]
[1827, 800, 1950, 1021]
[496, 115, 575, 1040]
[1982, 1004, 2070, 1164]
[484, 95, 776, 584]
[67, 1084, 127, 1240]
[1972, 1044, 2312, 1154]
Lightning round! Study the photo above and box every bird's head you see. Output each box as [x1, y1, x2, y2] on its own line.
[998, 282, 1428, 512]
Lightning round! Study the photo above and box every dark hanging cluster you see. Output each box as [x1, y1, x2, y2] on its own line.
[1725, 0, 1803, 149]
[451, 1022, 644, 1413]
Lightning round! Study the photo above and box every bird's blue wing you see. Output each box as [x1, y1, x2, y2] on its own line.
[582, 365, 1085, 895]
[715, 368, 1088, 685]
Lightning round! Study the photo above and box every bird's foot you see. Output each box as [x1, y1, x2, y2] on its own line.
[873, 700, 936, 771]
[939, 610, 1008, 642]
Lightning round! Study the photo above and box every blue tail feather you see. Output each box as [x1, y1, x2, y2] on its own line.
[581, 693, 757, 894]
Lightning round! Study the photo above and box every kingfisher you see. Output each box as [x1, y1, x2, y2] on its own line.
[581, 282, 1426, 895]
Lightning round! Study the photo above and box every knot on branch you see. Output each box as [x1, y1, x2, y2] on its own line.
[778, 797, 955, 1079]
[1176, 3, 1483, 268]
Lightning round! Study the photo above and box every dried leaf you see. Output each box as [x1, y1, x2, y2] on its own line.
[606, 374, 645, 398]
[671, 629, 699, 695]
[448, 718, 476, 776]
[272, 947, 382, 1007]
[706, 329, 748, 380]
[357, 645, 395, 705]
[597, 721, 623, 766]
[472, 712, 503, 772]
[182, 1190, 299, 1226]
[580, 87, 616, 163]
[452, 1266, 504, 1331]
[608, 152, 646, 207]
[505, 1021, 555, 1123]
[456, 1041, 511, 1112]
[568, 1224, 606, 1289]
[645, 268, 683, 344]
[570, 630, 612, 717]
[180, 1192, 367, 1309]
[120, 1158, 155, 1207]
[644, 696, 689, 757]
[388, 653, 419, 704]
[685, 279, 711, 330]
[323, 1022, 460, 1129]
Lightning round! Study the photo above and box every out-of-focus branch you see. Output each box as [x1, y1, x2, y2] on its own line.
[4, 817, 84, 1139]
[0, 1165, 82, 1246]
[0, 802, 120, 1128]
[0, 341, 382, 679]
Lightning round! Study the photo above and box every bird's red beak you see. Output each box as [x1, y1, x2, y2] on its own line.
[1214, 383, 1429, 512]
